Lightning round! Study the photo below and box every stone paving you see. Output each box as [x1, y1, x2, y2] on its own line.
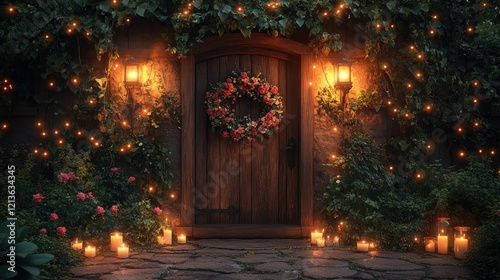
[70, 239, 473, 280]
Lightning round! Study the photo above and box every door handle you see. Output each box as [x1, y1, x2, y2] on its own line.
[286, 137, 296, 169]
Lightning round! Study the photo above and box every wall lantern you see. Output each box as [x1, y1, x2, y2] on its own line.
[334, 55, 353, 109]
[124, 59, 140, 87]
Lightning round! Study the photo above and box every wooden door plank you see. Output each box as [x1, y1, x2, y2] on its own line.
[194, 60, 208, 225]
[180, 55, 195, 228]
[205, 58, 221, 224]
[286, 61, 300, 224]
[192, 224, 302, 238]
[277, 59, 288, 224]
[219, 55, 241, 224]
[238, 54, 253, 223]
[300, 54, 314, 234]
[267, 57, 280, 224]
[251, 55, 271, 223]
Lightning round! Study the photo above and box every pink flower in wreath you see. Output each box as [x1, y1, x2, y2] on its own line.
[56, 226, 67, 236]
[32, 193, 44, 203]
[87, 192, 95, 199]
[95, 206, 105, 215]
[76, 192, 86, 201]
[39, 228, 47, 235]
[274, 125, 280, 131]
[153, 207, 162, 215]
[128, 176, 136, 182]
[222, 131, 229, 138]
[241, 72, 248, 78]
[50, 213, 59, 221]
[58, 172, 70, 183]
[258, 86, 267, 94]
[110, 167, 120, 173]
[67, 172, 79, 181]
[270, 86, 278, 94]
[111, 205, 118, 213]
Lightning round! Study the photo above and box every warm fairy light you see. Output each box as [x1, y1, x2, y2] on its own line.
[414, 236, 419, 242]
[120, 148, 125, 152]
[236, 5, 243, 13]
[149, 187, 154, 192]
[112, 0, 119, 5]
[72, 78, 78, 84]
[42, 132, 47, 137]
[457, 127, 463, 133]
[72, 21, 78, 27]
[86, 31, 91, 36]
[267, 2, 280, 9]
[313, 64, 317, 69]
[387, 100, 392, 105]
[482, 2, 487, 7]
[474, 122, 480, 127]
[405, 113, 410, 118]
[77, 131, 82, 136]
[323, 12, 328, 16]
[375, 23, 381, 29]
[94, 142, 100, 147]
[49, 81, 54, 87]
[34, 149, 39, 154]
[336, 9, 341, 14]
[382, 64, 388, 70]
[409, 45, 415, 51]
[472, 98, 478, 104]
[333, 127, 338, 132]
[432, 14, 438, 20]
[54, 130, 59, 135]
[44, 34, 50, 40]
[2, 124, 7, 129]
[416, 72, 422, 78]
[126, 18, 131, 23]
[43, 152, 48, 157]
[459, 151, 466, 158]
[170, 193, 175, 199]
[309, 81, 313, 86]
[393, 108, 398, 113]
[473, 80, 479, 87]
[407, 83, 413, 88]
[122, 121, 127, 126]
[7, 5, 15, 13]
[127, 144, 131, 148]
[478, 149, 483, 154]
[65, 122, 70, 127]
[388, 165, 394, 171]
[429, 29, 436, 36]
[331, 154, 336, 159]
[67, 28, 73, 34]
[415, 173, 423, 179]
[427, 144, 432, 149]
[390, 23, 395, 29]
[491, 150, 496, 156]
[58, 139, 64, 145]
[89, 99, 95, 105]
[183, 10, 189, 15]
[466, 26, 474, 34]
[90, 136, 94, 141]
[37, 122, 42, 127]
[425, 104, 432, 111]
[417, 53, 424, 60]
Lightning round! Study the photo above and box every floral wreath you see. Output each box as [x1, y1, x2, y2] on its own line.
[205, 70, 283, 144]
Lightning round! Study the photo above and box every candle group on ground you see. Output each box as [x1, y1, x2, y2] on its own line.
[117, 243, 129, 258]
[357, 241, 369, 252]
[110, 232, 123, 252]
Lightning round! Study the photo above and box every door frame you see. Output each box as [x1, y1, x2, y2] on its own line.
[179, 33, 314, 238]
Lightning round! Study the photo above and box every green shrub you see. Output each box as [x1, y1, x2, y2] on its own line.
[323, 129, 425, 250]
[466, 211, 500, 280]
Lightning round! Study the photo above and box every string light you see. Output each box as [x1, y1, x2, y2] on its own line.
[432, 14, 438, 20]
[457, 127, 463, 133]
[425, 104, 432, 111]
[1, 123, 7, 130]
[459, 151, 466, 158]
[416, 53, 424, 61]
[149, 187, 154, 192]
[407, 83, 413, 89]
[478, 149, 483, 154]
[72, 77, 79, 84]
[7, 5, 15, 14]
[473, 80, 479, 87]
[54, 130, 59, 135]
[415, 72, 423, 79]
[333, 127, 338, 132]
[472, 98, 478, 105]
[44, 34, 51, 41]
[77, 131, 82, 136]
[170, 193, 176, 199]
[48, 81, 55, 87]
[429, 29, 436, 36]
[409, 45, 416, 51]
[474, 121, 480, 127]
[390, 23, 395, 29]
[482, 2, 487, 7]
[388, 165, 394, 171]
[65, 122, 70, 127]
[312, 64, 317, 69]
[42, 132, 47, 137]
[58, 139, 64, 145]
[236, 5, 243, 13]
[37, 122, 42, 127]
[415, 172, 423, 179]
[491, 150, 496, 156]
[309, 81, 313, 86]
[466, 26, 474, 34]
[382, 64, 388, 70]
[34, 149, 39, 154]
[331, 154, 337, 159]
[387, 100, 392, 106]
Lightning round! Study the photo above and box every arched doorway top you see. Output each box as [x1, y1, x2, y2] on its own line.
[191, 33, 312, 63]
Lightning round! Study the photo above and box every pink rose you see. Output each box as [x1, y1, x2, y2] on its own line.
[95, 206, 105, 215]
[274, 125, 280, 131]
[32, 193, 44, 203]
[50, 213, 59, 221]
[153, 207, 162, 215]
[270, 86, 278, 94]
[39, 228, 47, 235]
[87, 192, 94, 199]
[110, 167, 120, 173]
[222, 131, 229, 138]
[56, 226, 66, 236]
[128, 176, 136, 182]
[76, 192, 86, 201]
[111, 205, 118, 213]
[258, 86, 267, 94]
[241, 72, 248, 78]
[58, 172, 70, 183]
[67, 172, 79, 181]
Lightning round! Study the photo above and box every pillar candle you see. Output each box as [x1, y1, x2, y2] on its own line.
[310, 230, 322, 245]
[110, 232, 123, 252]
[317, 238, 325, 247]
[84, 246, 96, 258]
[164, 229, 172, 245]
[157, 236, 164, 245]
[71, 238, 83, 250]
[117, 243, 129, 258]
[454, 237, 468, 259]
[425, 240, 435, 253]
[333, 236, 340, 247]
[178, 234, 186, 244]
[437, 235, 448, 254]
[357, 241, 369, 252]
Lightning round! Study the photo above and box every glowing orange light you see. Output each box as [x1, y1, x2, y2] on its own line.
[65, 122, 70, 127]
[409, 45, 415, 51]
[331, 154, 336, 159]
[126, 18, 131, 23]
[313, 65, 317, 69]
[120, 148, 125, 152]
[122, 121, 127, 126]
[49, 81, 54, 87]
[459, 151, 465, 157]
[67, 28, 73, 33]
[416, 72, 422, 78]
[474, 122, 479, 127]
[375, 23, 381, 29]
[390, 24, 395, 29]
[417, 54, 423, 60]
[482, 2, 487, 7]
[457, 127, 463, 133]
[491, 150, 496, 156]
[427, 144, 432, 149]
[473, 98, 478, 104]
[336, 9, 341, 14]
[43, 152, 48, 156]
[77, 131, 82, 136]
[432, 15, 438, 20]
[407, 83, 413, 88]
[34, 149, 39, 154]
[388, 166, 394, 171]
[170, 194, 175, 199]
[127, 144, 131, 148]
[54, 130, 59, 135]
[473, 81, 479, 87]
[183, 10, 189, 15]
[236, 6, 243, 13]
[72, 78, 78, 84]
[405, 113, 409, 117]
[149, 187, 154, 192]
[387, 100, 392, 105]
[7, 5, 14, 13]
[89, 99, 94, 104]
[309, 82, 313, 86]
[429, 29, 435, 36]
[425, 105, 432, 111]
[324, 12, 328, 16]
[2, 124, 7, 129]
[90, 137, 94, 141]
[42, 132, 47, 137]
[94, 142, 100, 147]
[479, 149, 483, 154]
[393, 108, 398, 113]
[467, 26, 474, 34]
[58, 139, 64, 144]
[382, 64, 388, 70]
[86, 32, 91, 36]
[416, 173, 423, 179]
[37, 122, 42, 126]
[44, 34, 50, 40]
[333, 127, 338, 132]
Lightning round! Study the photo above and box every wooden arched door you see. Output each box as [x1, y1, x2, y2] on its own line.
[180, 34, 314, 238]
